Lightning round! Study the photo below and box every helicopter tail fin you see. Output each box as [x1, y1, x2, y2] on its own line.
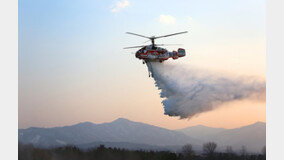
[177, 48, 186, 57]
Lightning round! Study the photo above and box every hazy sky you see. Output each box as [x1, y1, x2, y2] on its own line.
[19, 0, 265, 129]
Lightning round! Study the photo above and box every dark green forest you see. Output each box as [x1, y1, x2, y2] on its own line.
[19, 142, 266, 160]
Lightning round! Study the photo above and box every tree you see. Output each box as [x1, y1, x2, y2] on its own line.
[181, 144, 195, 160]
[240, 145, 247, 160]
[203, 142, 217, 155]
[226, 146, 233, 154]
[203, 142, 217, 159]
[225, 146, 236, 159]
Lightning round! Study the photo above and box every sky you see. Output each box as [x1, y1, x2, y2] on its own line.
[19, 0, 265, 130]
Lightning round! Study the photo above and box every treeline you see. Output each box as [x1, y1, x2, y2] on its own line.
[181, 142, 265, 160]
[19, 142, 266, 160]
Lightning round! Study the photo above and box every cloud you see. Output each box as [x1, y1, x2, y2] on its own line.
[159, 15, 176, 25]
[111, 0, 130, 13]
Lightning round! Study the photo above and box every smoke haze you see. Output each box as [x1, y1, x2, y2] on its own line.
[147, 62, 266, 119]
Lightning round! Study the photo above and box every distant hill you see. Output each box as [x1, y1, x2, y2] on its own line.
[19, 118, 200, 149]
[18, 118, 265, 153]
[177, 125, 226, 141]
[211, 122, 266, 152]
[177, 122, 266, 153]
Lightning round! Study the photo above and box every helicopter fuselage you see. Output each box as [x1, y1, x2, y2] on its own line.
[135, 45, 186, 63]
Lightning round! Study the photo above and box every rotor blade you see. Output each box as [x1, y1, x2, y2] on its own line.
[126, 32, 150, 39]
[154, 31, 188, 39]
[123, 45, 146, 49]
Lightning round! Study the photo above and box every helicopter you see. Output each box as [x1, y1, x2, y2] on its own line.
[124, 31, 188, 77]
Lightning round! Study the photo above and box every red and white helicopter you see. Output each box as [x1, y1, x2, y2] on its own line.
[124, 31, 188, 77]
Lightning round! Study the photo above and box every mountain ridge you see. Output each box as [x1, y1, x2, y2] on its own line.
[19, 118, 200, 147]
[19, 118, 265, 152]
